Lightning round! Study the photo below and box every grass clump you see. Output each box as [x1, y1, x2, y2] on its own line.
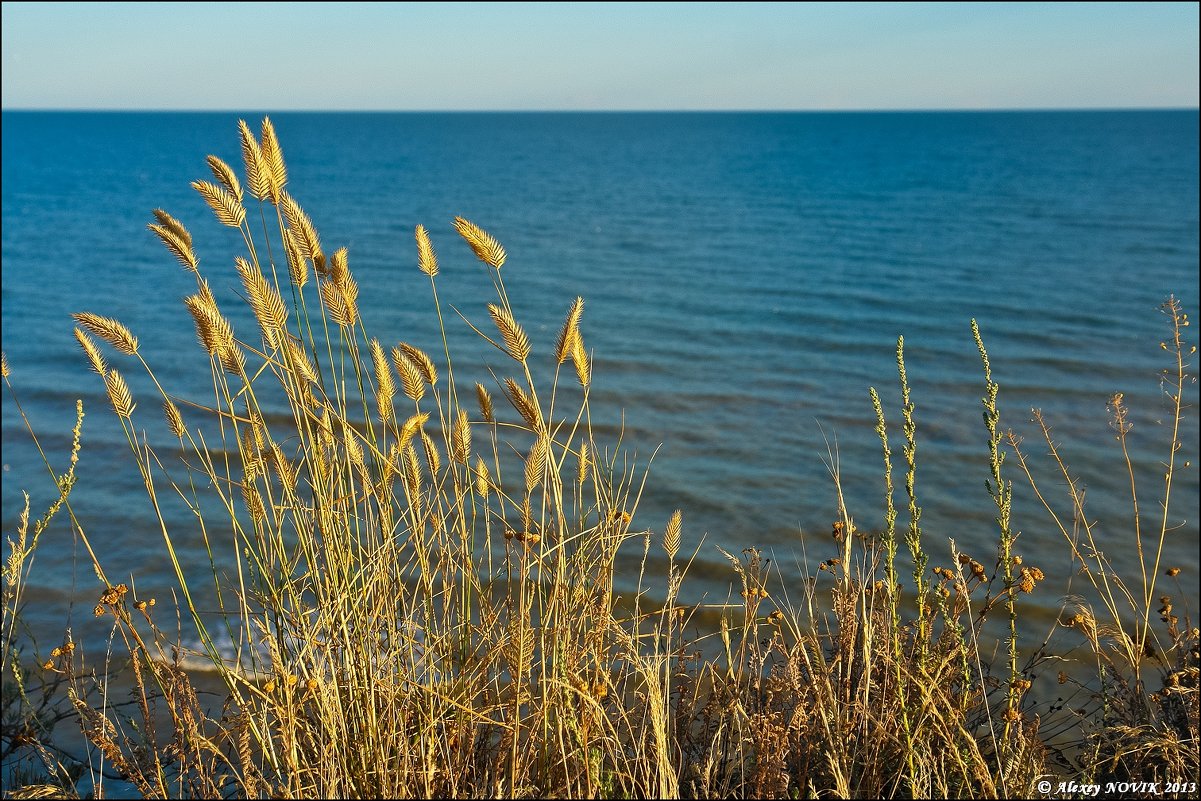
[3, 119, 1196, 799]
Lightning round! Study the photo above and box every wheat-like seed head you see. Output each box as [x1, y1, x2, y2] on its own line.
[577, 443, 590, 485]
[503, 378, 542, 432]
[205, 155, 243, 204]
[554, 297, 585, 365]
[281, 192, 324, 267]
[242, 481, 265, 522]
[238, 119, 270, 201]
[340, 276, 360, 324]
[415, 224, 439, 277]
[452, 410, 471, 464]
[474, 456, 491, 499]
[344, 426, 365, 470]
[72, 313, 139, 356]
[487, 303, 530, 362]
[259, 117, 287, 205]
[571, 334, 591, 387]
[147, 222, 199, 273]
[453, 216, 506, 269]
[104, 370, 135, 419]
[475, 383, 494, 423]
[317, 404, 333, 437]
[241, 427, 262, 477]
[421, 430, 441, 476]
[0, 352, 8, 379]
[182, 293, 244, 375]
[73, 328, 108, 375]
[557, 297, 586, 367]
[235, 257, 288, 348]
[281, 229, 308, 289]
[398, 343, 437, 386]
[319, 280, 358, 328]
[403, 442, 422, 499]
[151, 209, 193, 250]
[370, 339, 395, 423]
[399, 412, 429, 450]
[664, 510, 682, 561]
[287, 339, 318, 385]
[392, 347, 425, 403]
[192, 180, 246, 228]
[375, 473, 395, 507]
[196, 276, 216, 308]
[329, 247, 350, 287]
[163, 399, 185, 439]
[269, 444, 298, 493]
[525, 435, 548, 492]
[250, 413, 268, 451]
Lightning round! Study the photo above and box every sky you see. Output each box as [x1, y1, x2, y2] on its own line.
[1, 2, 1197, 110]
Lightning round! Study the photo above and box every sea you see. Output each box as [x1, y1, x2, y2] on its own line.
[2, 110, 1198, 663]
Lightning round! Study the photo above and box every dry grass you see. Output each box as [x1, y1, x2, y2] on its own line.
[2, 119, 1196, 799]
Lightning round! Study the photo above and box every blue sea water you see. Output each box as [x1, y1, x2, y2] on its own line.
[2, 111, 1198, 650]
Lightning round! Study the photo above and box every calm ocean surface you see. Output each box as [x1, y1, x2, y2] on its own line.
[2, 111, 1198, 651]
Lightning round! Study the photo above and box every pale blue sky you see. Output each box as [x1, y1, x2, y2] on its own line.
[2, 2, 1197, 110]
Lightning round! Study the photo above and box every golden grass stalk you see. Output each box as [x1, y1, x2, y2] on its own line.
[487, 303, 531, 362]
[287, 338, 318, 385]
[329, 247, 350, 287]
[420, 430, 441, 476]
[571, 334, 591, 387]
[259, 117, 287, 205]
[403, 442, 422, 499]
[663, 509, 682, 561]
[163, 399, 185, 438]
[281, 192, 324, 269]
[269, 443, 298, 493]
[73, 328, 108, 375]
[71, 312, 139, 356]
[554, 296, 585, 364]
[320, 280, 358, 328]
[104, 369, 135, 419]
[398, 343, 437, 386]
[474, 455, 491, 499]
[205, 155, 244, 204]
[344, 426, 365, 470]
[147, 220, 199, 273]
[241, 427, 262, 475]
[235, 257, 288, 348]
[192, 180, 246, 228]
[1, 351, 8, 379]
[151, 209, 193, 250]
[182, 293, 244, 375]
[453, 216, 506, 269]
[415, 224, 438, 277]
[370, 338, 396, 423]
[399, 412, 429, 450]
[475, 382, 494, 423]
[452, 410, 471, 464]
[238, 119, 270, 202]
[577, 442, 590, 484]
[281, 229, 308, 289]
[525, 434, 548, 492]
[392, 347, 425, 403]
[503, 378, 542, 432]
[242, 481, 265, 522]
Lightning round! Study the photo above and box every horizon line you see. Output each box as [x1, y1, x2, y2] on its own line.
[3, 105, 1198, 114]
